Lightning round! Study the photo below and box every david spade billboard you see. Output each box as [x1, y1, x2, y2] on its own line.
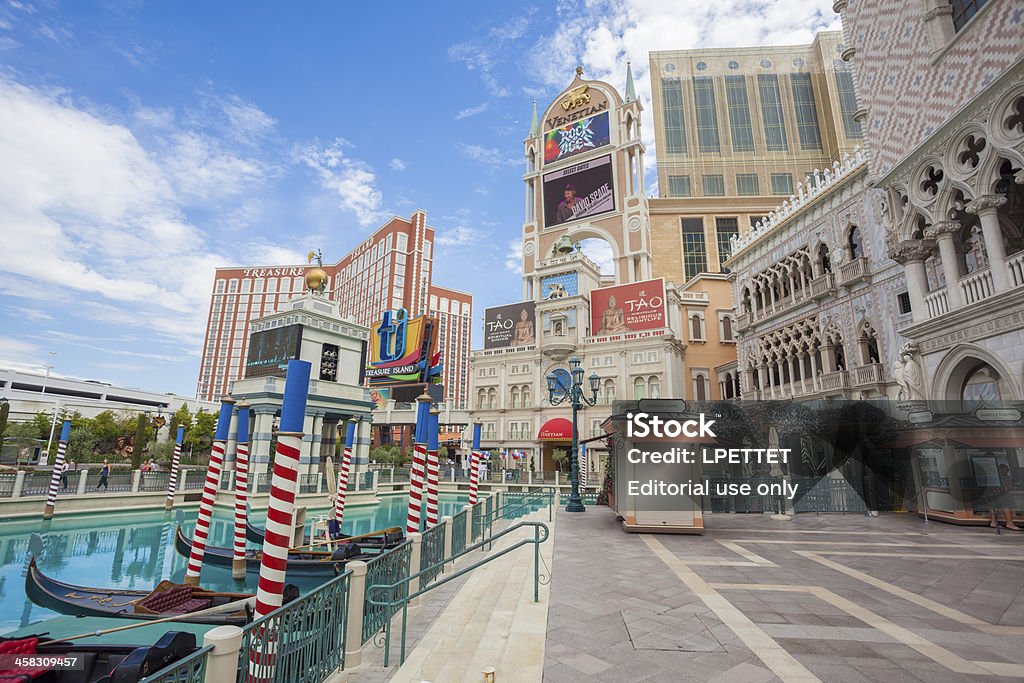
[590, 278, 666, 337]
[542, 154, 615, 228]
[484, 302, 536, 349]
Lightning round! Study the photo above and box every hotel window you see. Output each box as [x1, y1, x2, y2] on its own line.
[668, 175, 691, 197]
[756, 74, 788, 151]
[736, 173, 759, 196]
[702, 174, 725, 197]
[716, 218, 739, 268]
[649, 377, 661, 399]
[681, 218, 707, 280]
[724, 75, 755, 152]
[660, 78, 688, 154]
[632, 352, 644, 363]
[720, 313, 734, 342]
[897, 291, 912, 315]
[692, 77, 720, 153]
[633, 377, 647, 400]
[647, 351, 658, 362]
[951, 0, 988, 31]
[770, 173, 794, 196]
[603, 379, 616, 404]
[690, 313, 705, 341]
[834, 62, 862, 138]
[790, 73, 822, 150]
[396, 233, 408, 251]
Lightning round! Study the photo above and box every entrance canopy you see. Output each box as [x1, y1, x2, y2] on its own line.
[538, 418, 573, 441]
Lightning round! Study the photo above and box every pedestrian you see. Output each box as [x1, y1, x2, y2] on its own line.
[988, 463, 1020, 530]
[97, 459, 110, 490]
[59, 460, 69, 490]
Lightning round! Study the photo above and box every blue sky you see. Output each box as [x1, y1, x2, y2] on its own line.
[0, 0, 838, 397]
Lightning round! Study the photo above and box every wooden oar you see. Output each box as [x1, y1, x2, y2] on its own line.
[46, 596, 257, 645]
[290, 526, 402, 551]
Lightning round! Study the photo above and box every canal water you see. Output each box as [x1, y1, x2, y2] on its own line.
[0, 493, 469, 636]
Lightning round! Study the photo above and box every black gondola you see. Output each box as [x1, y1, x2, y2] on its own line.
[25, 557, 251, 626]
[174, 526, 401, 576]
[0, 630, 197, 683]
[244, 518, 396, 546]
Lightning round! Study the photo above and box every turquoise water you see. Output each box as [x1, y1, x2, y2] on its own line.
[0, 493, 469, 636]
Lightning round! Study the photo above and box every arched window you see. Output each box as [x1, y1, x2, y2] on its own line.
[510, 386, 521, 408]
[741, 288, 752, 314]
[691, 314, 703, 340]
[522, 386, 532, 407]
[834, 344, 846, 372]
[487, 388, 497, 409]
[633, 376, 647, 400]
[724, 373, 734, 399]
[818, 244, 832, 273]
[477, 389, 487, 410]
[603, 379, 616, 404]
[962, 363, 1004, 405]
[734, 373, 741, 397]
[722, 315, 733, 341]
[963, 224, 988, 274]
[695, 375, 707, 401]
[649, 376, 661, 399]
[848, 225, 863, 259]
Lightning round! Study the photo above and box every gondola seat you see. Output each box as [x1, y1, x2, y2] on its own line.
[168, 598, 211, 614]
[138, 586, 193, 613]
[0, 637, 44, 681]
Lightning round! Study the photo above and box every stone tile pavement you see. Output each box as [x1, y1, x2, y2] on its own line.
[544, 509, 1024, 682]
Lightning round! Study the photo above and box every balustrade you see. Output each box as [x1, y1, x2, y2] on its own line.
[808, 272, 836, 299]
[818, 370, 850, 391]
[851, 363, 886, 386]
[959, 268, 995, 305]
[1010, 252, 1024, 287]
[925, 289, 949, 317]
[838, 256, 870, 285]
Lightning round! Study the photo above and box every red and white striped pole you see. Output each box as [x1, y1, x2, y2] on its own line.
[579, 443, 588, 488]
[405, 392, 432, 535]
[42, 420, 71, 520]
[232, 402, 251, 580]
[164, 426, 185, 510]
[249, 360, 311, 682]
[183, 396, 235, 586]
[468, 422, 481, 505]
[425, 406, 440, 528]
[335, 420, 356, 524]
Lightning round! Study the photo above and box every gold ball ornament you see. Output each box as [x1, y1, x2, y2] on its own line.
[305, 267, 328, 291]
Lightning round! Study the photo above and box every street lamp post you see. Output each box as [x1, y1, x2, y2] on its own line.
[546, 357, 600, 513]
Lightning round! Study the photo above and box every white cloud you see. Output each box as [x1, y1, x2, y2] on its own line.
[389, 157, 407, 171]
[298, 138, 385, 227]
[578, 238, 614, 274]
[0, 77, 274, 357]
[504, 239, 522, 274]
[435, 225, 486, 247]
[455, 102, 489, 120]
[449, 11, 537, 97]
[0, 335, 40, 371]
[457, 143, 520, 169]
[216, 94, 276, 144]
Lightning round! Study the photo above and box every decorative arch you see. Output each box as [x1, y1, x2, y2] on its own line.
[931, 343, 1021, 403]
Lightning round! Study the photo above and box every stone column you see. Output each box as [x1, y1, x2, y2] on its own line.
[810, 351, 821, 391]
[821, 344, 836, 373]
[353, 416, 371, 473]
[926, 221, 964, 309]
[758, 365, 768, 397]
[249, 407, 275, 476]
[309, 411, 324, 472]
[223, 406, 239, 471]
[967, 195, 1010, 291]
[890, 239, 935, 323]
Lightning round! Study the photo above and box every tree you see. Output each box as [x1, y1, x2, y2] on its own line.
[187, 409, 217, 460]
[168, 403, 193, 442]
[0, 401, 9, 449]
[552, 448, 569, 472]
[132, 414, 149, 469]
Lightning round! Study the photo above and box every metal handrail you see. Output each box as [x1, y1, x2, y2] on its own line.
[367, 520, 550, 666]
[474, 488, 554, 550]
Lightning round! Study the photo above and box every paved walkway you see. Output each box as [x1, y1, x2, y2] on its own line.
[544, 509, 1024, 682]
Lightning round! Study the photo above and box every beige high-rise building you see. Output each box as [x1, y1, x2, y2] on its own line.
[646, 31, 865, 400]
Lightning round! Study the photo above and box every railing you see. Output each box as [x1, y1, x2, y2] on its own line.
[140, 471, 171, 492]
[0, 473, 15, 497]
[736, 312, 751, 330]
[19, 472, 53, 497]
[851, 363, 886, 386]
[183, 470, 206, 490]
[419, 521, 446, 586]
[219, 470, 233, 490]
[254, 473, 271, 494]
[818, 370, 849, 392]
[240, 569, 351, 683]
[299, 473, 320, 494]
[451, 508, 468, 556]
[361, 540, 412, 645]
[367, 520, 550, 667]
[139, 644, 213, 683]
[925, 288, 949, 317]
[960, 268, 994, 305]
[1009, 251, 1024, 287]
[808, 272, 836, 298]
[839, 256, 870, 285]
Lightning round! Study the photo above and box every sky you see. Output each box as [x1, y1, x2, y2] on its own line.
[0, 0, 839, 397]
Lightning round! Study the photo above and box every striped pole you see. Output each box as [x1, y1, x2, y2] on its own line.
[165, 426, 185, 510]
[469, 423, 481, 505]
[334, 420, 356, 524]
[425, 406, 440, 528]
[42, 420, 71, 520]
[250, 360, 310, 682]
[232, 402, 251, 580]
[183, 396, 235, 586]
[405, 393, 431, 535]
[579, 443, 587, 489]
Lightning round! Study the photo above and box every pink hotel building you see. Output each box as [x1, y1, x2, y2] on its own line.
[196, 210, 473, 407]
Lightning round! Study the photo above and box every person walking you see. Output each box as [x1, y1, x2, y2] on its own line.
[97, 459, 110, 491]
[59, 460, 69, 490]
[989, 463, 1020, 530]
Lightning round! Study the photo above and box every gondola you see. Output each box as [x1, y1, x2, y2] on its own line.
[245, 517, 398, 547]
[175, 526, 403, 576]
[25, 557, 252, 626]
[0, 630, 197, 682]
